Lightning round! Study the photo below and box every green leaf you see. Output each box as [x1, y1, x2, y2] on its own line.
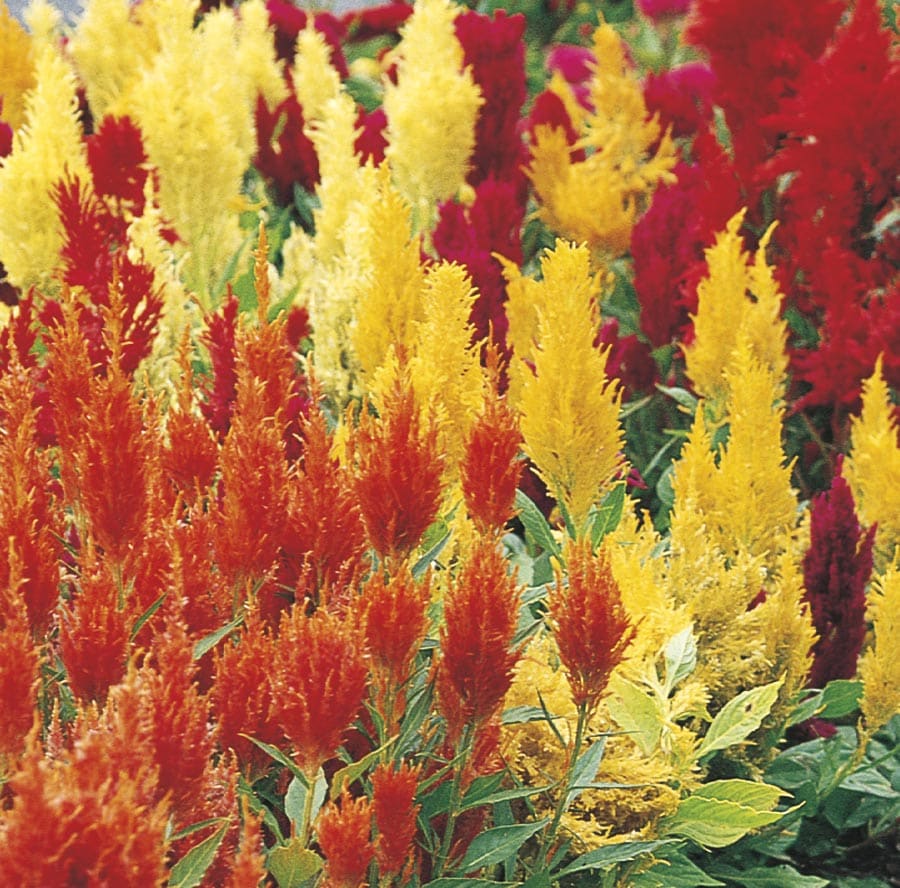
[698, 678, 784, 759]
[630, 851, 725, 887]
[192, 614, 244, 661]
[460, 783, 554, 813]
[267, 841, 323, 888]
[515, 490, 561, 558]
[168, 823, 229, 888]
[130, 590, 167, 641]
[330, 736, 397, 798]
[240, 734, 307, 781]
[459, 772, 506, 809]
[663, 625, 697, 695]
[424, 881, 518, 888]
[456, 820, 548, 873]
[565, 737, 607, 810]
[588, 483, 626, 548]
[284, 770, 326, 834]
[707, 863, 829, 887]
[606, 673, 663, 756]
[554, 840, 677, 878]
[655, 384, 699, 411]
[167, 817, 230, 843]
[787, 679, 862, 727]
[413, 521, 453, 578]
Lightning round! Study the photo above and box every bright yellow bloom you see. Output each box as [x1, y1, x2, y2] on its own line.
[383, 0, 483, 233]
[0, 28, 88, 291]
[527, 21, 676, 262]
[845, 356, 900, 568]
[859, 558, 900, 733]
[292, 23, 342, 122]
[0, 1, 35, 132]
[512, 240, 625, 528]
[684, 210, 788, 414]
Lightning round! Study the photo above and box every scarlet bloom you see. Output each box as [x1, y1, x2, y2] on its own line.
[550, 540, 635, 712]
[270, 606, 369, 776]
[371, 761, 421, 881]
[352, 365, 445, 561]
[435, 538, 521, 742]
[315, 792, 376, 888]
[459, 358, 523, 533]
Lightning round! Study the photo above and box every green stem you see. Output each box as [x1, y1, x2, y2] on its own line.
[433, 723, 475, 879]
[298, 768, 317, 847]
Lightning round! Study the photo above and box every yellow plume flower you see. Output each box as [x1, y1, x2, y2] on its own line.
[383, 0, 483, 233]
[292, 23, 343, 122]
[0, 31, 88, 291]
[0, 1, 35, 132]
[845, 355, 900, 568]
[527, 20, 676, 262]
[684, 210, 788, 413]
[352, 165, 427, 380]
[859, 558, 900, 733]
[234, 0, 287, 110]
[513, 240, 625, 528]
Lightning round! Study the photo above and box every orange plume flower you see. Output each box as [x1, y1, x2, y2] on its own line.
[435, 538, 521, 742]
[224, 800, 268, 888]
[372, 760, 422, 881]
[549, 539, 635, 713]
[269, 606, 369, 776]
[315, 792, 376, 888]
[352, 362, 445, 561]
[459, 353, 523, 534]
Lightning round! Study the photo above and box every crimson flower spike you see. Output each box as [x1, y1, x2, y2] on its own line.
[435, 537, 521, 744]
[549, 539, 635, 715]
[352, 359, 445, 563]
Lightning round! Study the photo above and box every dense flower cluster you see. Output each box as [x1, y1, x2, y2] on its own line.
[0, 0, 896, 884]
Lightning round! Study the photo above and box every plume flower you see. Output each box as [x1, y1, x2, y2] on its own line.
[315, 792, 376, 888]
[0, 3, 34, 133]
[683, 210, 788, 410]
[383, 0, 483, 230]
[803, 466, 875, 689]
[550, 539, 635, 713]
[435, 538, 521, 742]
[270, 606, 369, 776]
[508, 240, 625, 529]
[352, 357, 445, 561]
[372, 760, 422, 881]
[859, 559, 900, 733]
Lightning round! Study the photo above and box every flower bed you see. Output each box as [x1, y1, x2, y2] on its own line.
[0, 0, 898, 885]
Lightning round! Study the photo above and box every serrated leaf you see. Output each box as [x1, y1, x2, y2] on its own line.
[698, 678, 783, 759]
[515, 490, 561, 558]
[565, 737, 607, 811]
[606, 673, 663, 756]
[663, 625, 697, 694]
[267, 841, 323, 888]
[193, 614, 244, 661]
[456, 820, 548, 873]
[554, 840, 676, 878]
[168, 823, 229, 888]
[285, 770, 326, 834]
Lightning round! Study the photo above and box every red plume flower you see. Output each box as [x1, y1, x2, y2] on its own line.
[315, 792, 376, 888]
[550, 540, 635, 713]
[269, 606, 369, 776]
[372, 760, 421, 881]
[435, 538, 521, 742]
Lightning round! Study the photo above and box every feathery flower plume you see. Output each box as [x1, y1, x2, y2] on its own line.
[526, 21, 676, 261]
[845, 356, 900, 568]
[372, 760, 422, 881]
[683, 210, 788, 410]
[435, 538, 521, 742]
[0, 3, 34, 133]
[383, 0, 483, 230]
[270, 606, 369, 776]
[859, 559, 900, 734]
[803, 466, 875, 689]
[508, 240, 625, 529]
[315, 792, 376, 888]
[549, 539, 635, 714]
[352, 357, 445, 561]
[225, 800, 268, 888]
[459, 347, 523, 534]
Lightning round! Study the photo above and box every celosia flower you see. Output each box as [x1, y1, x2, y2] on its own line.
[636, 0, 691, 19]
[85, 114, 150, 212]
[200, 293, 240, 439]
[859, 560, 900, 733]
[270, 606, 369, 776]
[459, 351, 523, 533]
[549, 540, 635, 713]
[341, 2, 412, 42]
[372, 761, 422, 880]
[315, 792, 376, 888]
[642, 61, 715, 140]
[0, 5, 34, 133]
[803, 464, 875, 689]
[435, 538, 521, 742]
[266, 0, 348, 74]
[352, 359, 444, 561]
[225, 802, 268, 888]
